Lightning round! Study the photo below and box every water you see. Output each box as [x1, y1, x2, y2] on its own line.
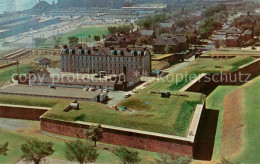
[0, 0, 56, 13]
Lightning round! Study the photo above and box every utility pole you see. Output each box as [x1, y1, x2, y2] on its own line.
[16, 60, 19, 77]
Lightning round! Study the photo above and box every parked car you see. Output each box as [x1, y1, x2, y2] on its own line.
[125, 94, 132, 98]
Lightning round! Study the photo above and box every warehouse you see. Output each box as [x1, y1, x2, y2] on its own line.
[0, 85, 108, 102]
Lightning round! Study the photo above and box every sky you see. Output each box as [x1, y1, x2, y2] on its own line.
[0, 0, 57, 13]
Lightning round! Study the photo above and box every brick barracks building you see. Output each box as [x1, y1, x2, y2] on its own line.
[60, 45, 151, 75]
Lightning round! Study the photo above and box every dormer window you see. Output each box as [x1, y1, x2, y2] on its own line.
[138, 51, 142, 56]
[78, 49, 82, 55]
[117, 50, 122, 56]
[111, 50, 117, 55]
[131, 50, 136, 56]
[62, 49, 67, 54]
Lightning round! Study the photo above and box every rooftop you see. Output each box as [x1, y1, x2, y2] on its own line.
[60, 46, 150, 57]
[0, 85, 102, 100]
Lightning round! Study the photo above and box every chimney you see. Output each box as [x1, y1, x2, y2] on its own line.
[93, 46, 98, 51]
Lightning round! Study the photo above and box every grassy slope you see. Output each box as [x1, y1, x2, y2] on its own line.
[0, 129, 160, 164]
[206, 86, 239, 160]
[207, 76, 260, 163]
[235, 77, 260, 162]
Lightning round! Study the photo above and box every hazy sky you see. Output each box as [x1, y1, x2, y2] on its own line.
[0, 0, 57, 13]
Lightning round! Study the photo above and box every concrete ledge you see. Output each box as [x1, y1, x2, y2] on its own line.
[187, 104, 204, 141]
[0, 103, 51, 110]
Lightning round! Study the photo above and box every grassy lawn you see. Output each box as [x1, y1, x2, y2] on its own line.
[42, 25, 110, 48]
[202, 49, 260, 57]
[0, 56, 255, 138]
[152, 60, 170, 70]
[0, 64, 31, 85]
[0, 93, 203, 137]
[0, 129, 160, 164]
[207, 76, 260, 163]
[61, 25, 109, 43]
[0, 53, 61, 84]
[206, 86, 239, 160]
[187, 56, 255, 74]
[235, 76, 260, 162]
[152, 56, 254, 92]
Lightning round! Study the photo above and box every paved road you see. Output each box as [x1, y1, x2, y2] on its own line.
[166, 55, 195, 74]
[106, 76, 156, 107]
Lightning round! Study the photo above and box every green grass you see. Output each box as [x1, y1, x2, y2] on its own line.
[0, 64, 32, 85]
[44, 92, 204, 136]
[173, 101, 200, 136]
[60, 25, 109, 43]
[169, 72, 199, 91]
[188, 56, 255, 74]
[0, 57, 253, 137]
[39, 25, 110, 48]
[234, 76, 260, 163]
[202, 49, 260, 57]
[206, 86, 239, 160]
[0, 92, 203, 137]
[207, 76, 260, 163]
[0, 129, 160, 164]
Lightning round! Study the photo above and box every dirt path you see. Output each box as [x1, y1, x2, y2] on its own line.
[221, 89, 244, 157]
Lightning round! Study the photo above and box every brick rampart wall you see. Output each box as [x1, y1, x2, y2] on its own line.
[40, 118, 194, 157]
[185, 59, 260, 94]
[0, 105, 48, 120]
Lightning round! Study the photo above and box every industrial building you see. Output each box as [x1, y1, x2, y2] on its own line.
[0, 16, 61, 39]
[0, 85, 108, 102]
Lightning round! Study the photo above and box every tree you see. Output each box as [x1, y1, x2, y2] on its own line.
[136, 13, 168, 30]
[68, 36, 79, 46]
[108, 25, 134, 34]
[53, 36, 62, 48]
[136, 36, 151, 46]
[0, 142, 8, 156]
[114, 146, 141, 164]
[85, 124, 103, 147]
[94, 35, 101, 41]
[65, 140, 99, 164]
[215, 41, 220, 49]
[21, 140, 54, 164]
[157, 27, 171, 36]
